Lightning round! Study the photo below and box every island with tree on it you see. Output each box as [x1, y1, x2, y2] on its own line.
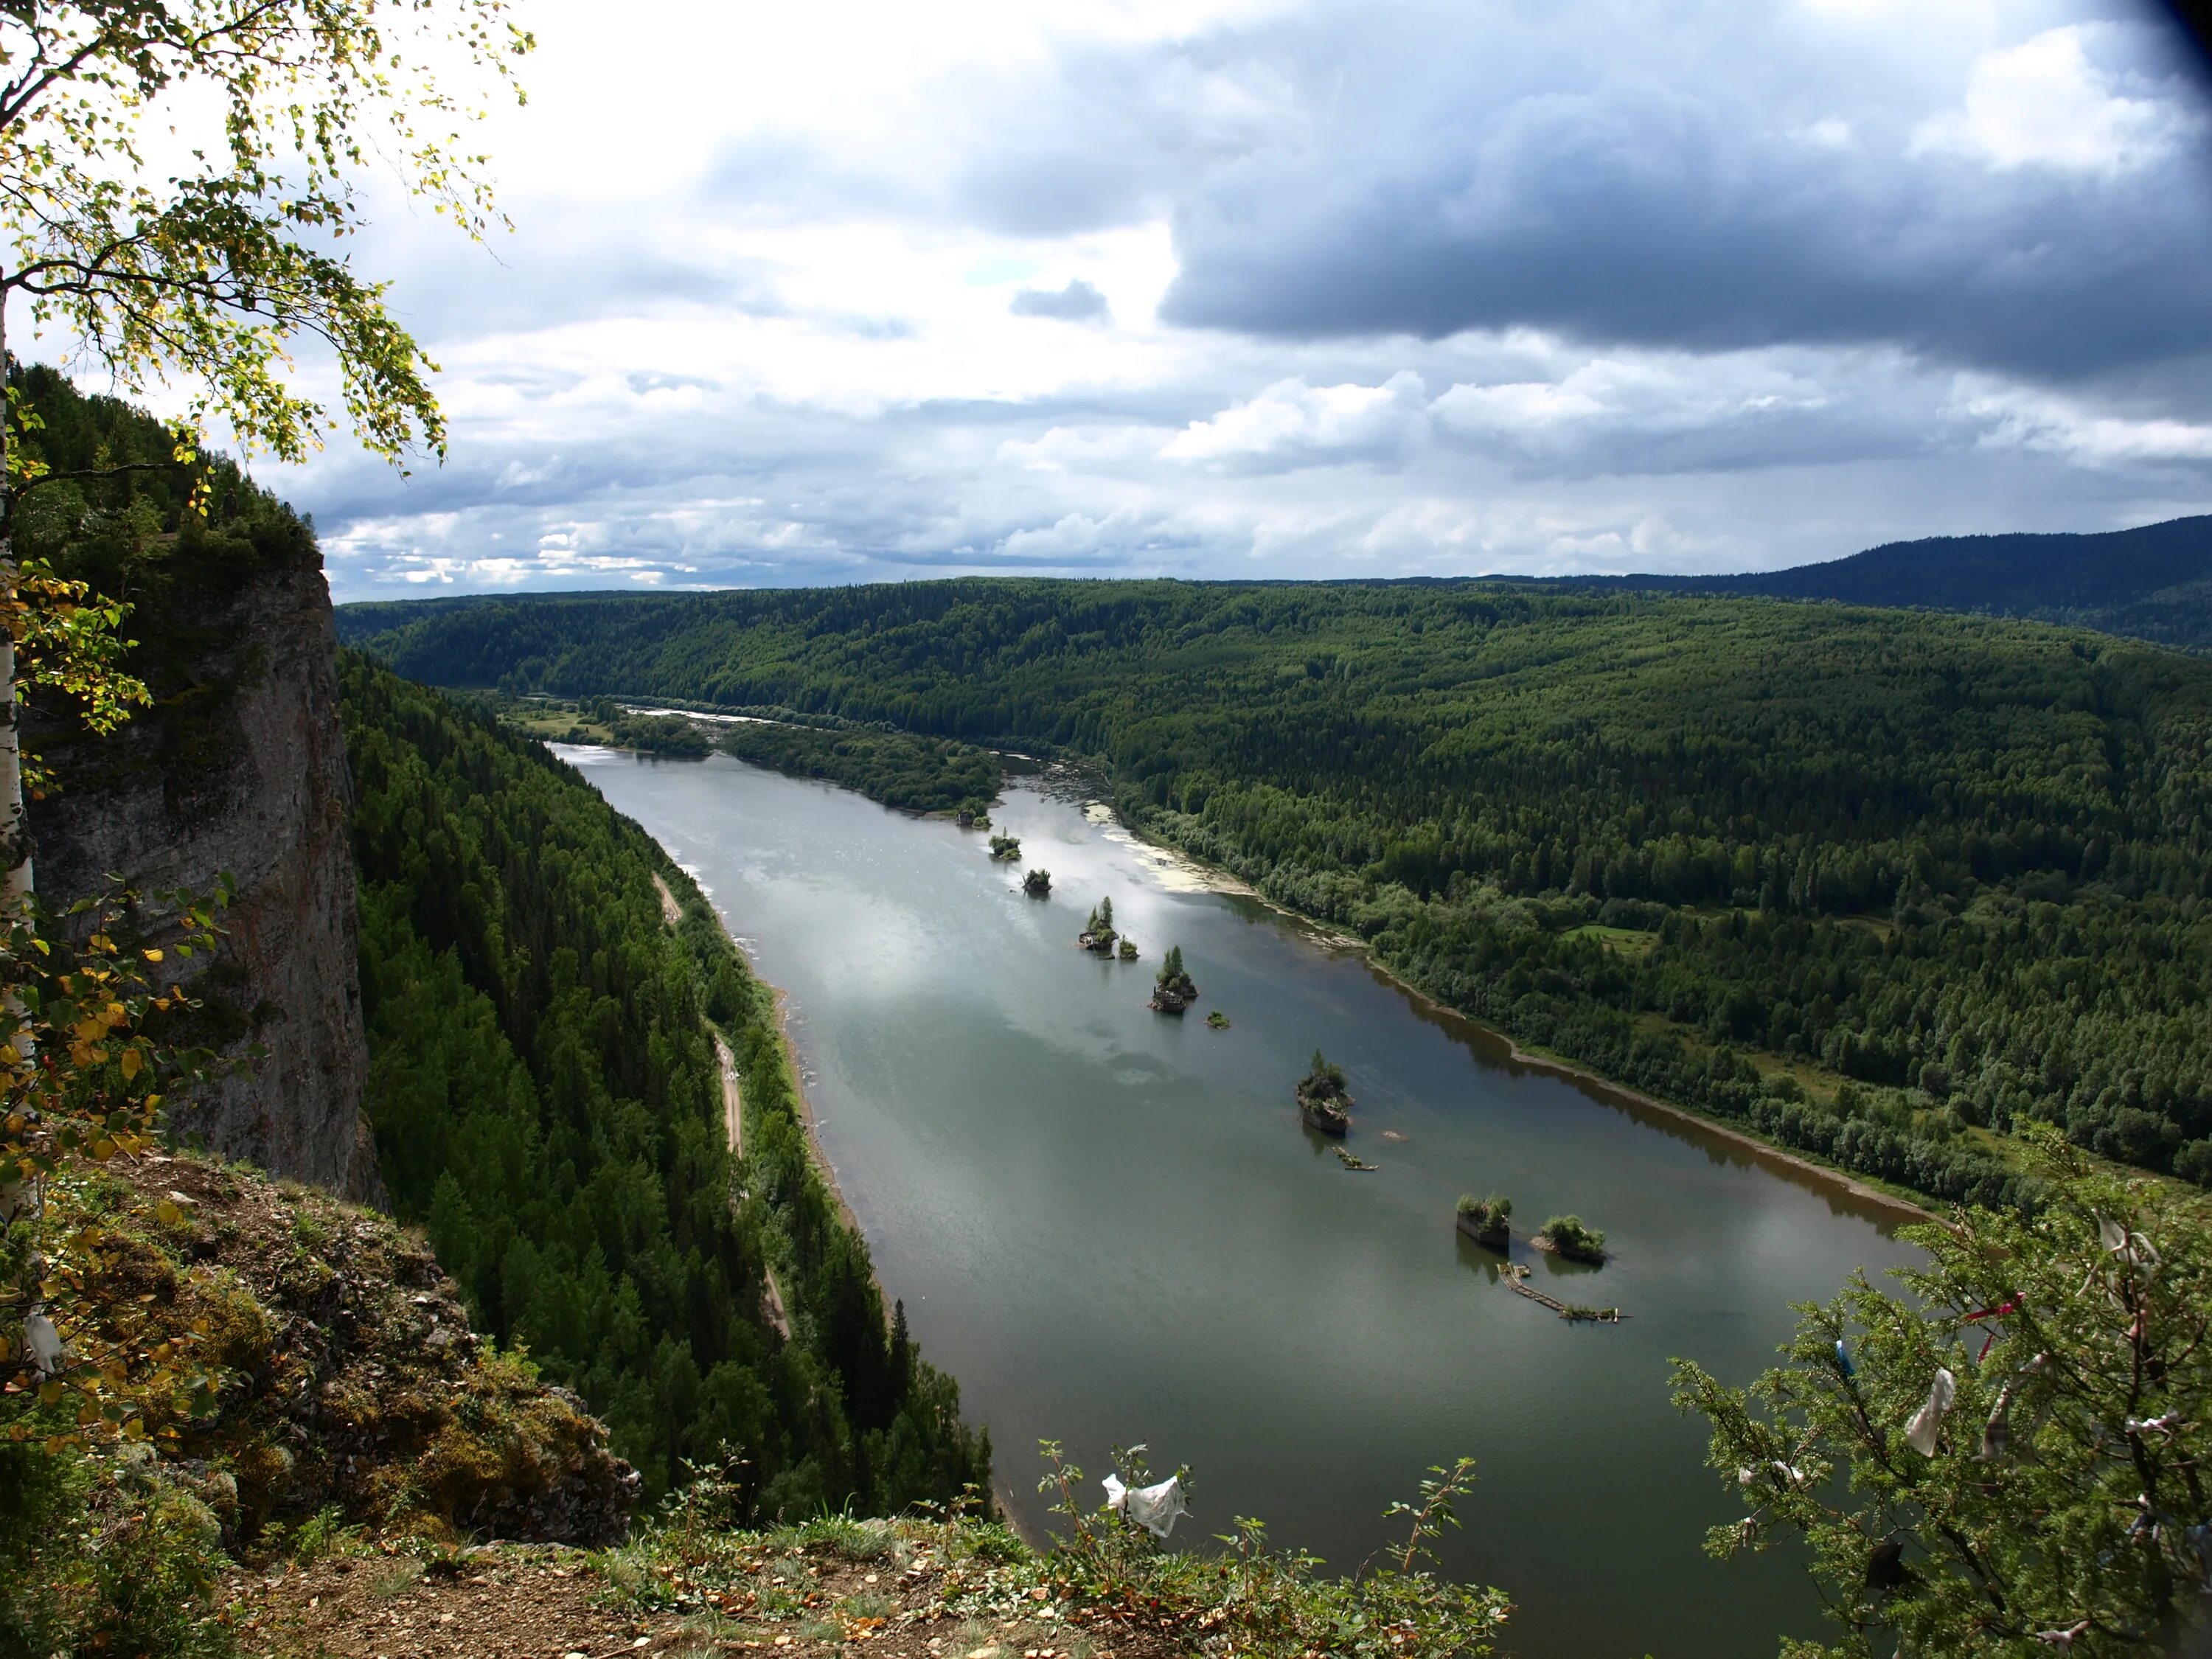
[1295, 1049, 1353, 1135]
[988, 833, 1022, 861]
[1534, 1214, 1607, 1265]
[1150, 945, 1197, 1012]
[1023, 867, 1052, 897]
[1119, 938, 1138, 961]
[1455, 1194, 1512, 1251]
[1078, 897, 1119, 953]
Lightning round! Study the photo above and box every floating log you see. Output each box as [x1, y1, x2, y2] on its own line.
[1503, 1263, 1626, 1323]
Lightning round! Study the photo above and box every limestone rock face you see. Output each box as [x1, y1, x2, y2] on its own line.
[27, 554, 378, 1203]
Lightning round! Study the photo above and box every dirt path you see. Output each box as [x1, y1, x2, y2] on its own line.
[231, 1529, 1186, 1659]
[715, 1034, 744, 1161]
[652, 872, 682, 927]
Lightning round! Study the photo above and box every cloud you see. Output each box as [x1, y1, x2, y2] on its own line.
[1913, 25, 2198, 174]
[1010, 279, 1112, 321]
[1955, 379, 2212, 465]
[131, 0, 2207, 603]
[1158, 5, 2212, 379]
[1163, 371, 1429, 467]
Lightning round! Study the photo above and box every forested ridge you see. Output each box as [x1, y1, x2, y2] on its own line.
[341, 654, 990, 1511]
[341, 581, 2212, 1204]
[1545, 512, 2212, 653]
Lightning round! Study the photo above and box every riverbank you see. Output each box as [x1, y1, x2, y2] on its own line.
[1107, 810, 1936, 1225]
[770, 984, 866, 1240]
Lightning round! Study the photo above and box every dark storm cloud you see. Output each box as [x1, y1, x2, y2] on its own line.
[1152, 2, 2212, 380]
[1009, 279, 1110, 321]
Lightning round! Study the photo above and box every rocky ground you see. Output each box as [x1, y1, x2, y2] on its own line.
[230, 1521, 1196, 1659]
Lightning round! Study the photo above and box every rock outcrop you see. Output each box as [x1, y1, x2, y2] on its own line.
[101, 1150, 639, 1545]
[27, 547, 378, 1202]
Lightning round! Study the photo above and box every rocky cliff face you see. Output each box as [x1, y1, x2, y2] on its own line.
[27, 551, 380, 1203]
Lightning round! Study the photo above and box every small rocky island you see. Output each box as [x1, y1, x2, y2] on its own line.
[1119, 938, 1138, 961]
[1455, 1193, 1512, 1251]
[1078, 897, 1119, 953]
[1533, 1214, 1608, 1265]
[989, 832, 1022, 861]
[1150, 945, 1197, 1013]
[956, 805, 992, 830]
[1023, 867, 1051, 897]
[1206, 1010, 1231, 1029]
[1295, 1048, 1353, 1135]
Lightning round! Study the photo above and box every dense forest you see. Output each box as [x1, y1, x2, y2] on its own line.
[340, 580, 2212, 1204]
[1554, 513, 2212, 654]
[341, 655, 989, 1509]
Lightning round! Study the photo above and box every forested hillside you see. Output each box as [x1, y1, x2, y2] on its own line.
[1554, 513, 2212, 653]
[341, 582, 2212, 1203]
[341, 654, 989, 1510]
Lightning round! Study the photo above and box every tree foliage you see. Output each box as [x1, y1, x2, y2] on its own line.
[0, 0, 531, 469]
[1672, 1130, 2212, 1657]
[338, 580, 2212, 1202]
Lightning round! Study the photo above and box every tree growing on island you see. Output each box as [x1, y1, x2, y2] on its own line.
[1079, 896, 1118, 953]
[1296, 1049, 1353, 1133]
[1023, 868, 1051, 897]
[1674, 1127, 2212, 1657]
[1119, 938, 1138, 961]
[1535, 1215, 1606, 1262]
[1150, 945, 1197, 1013]
[989, 833, 1022, 861]
[1456, 1194, 1512, 1248]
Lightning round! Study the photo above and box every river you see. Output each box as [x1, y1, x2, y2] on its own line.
[559, 747, 1921, 1659]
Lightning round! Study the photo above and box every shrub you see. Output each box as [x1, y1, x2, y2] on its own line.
[1540, 1215, 1604, 1257]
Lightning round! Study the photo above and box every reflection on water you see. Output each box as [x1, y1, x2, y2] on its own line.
[563, 748, 1920, 1659]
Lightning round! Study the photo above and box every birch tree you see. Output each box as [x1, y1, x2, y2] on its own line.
[0, 0, 534, 902]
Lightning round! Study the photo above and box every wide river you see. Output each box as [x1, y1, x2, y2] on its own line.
[563, 748, 1920, 1659]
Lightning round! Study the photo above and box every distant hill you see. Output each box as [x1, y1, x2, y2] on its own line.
[1545, 514, 2212, 653]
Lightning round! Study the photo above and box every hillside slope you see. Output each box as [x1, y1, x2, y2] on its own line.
[1554, 513, 2212, 651]
[340, 655, 989, 1512]
[338, 581, 2212, 1202]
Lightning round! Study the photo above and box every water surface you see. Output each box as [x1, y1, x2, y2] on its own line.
[563, 749, 1920, 1659]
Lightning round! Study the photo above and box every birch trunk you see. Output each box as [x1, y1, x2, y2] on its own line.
[0, 293, 24, 912]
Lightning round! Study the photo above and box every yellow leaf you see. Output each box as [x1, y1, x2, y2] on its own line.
[119, 1047, 142, 1081]
[142, 948, 162, 963]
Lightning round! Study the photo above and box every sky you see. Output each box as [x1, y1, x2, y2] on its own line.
[49, 0, 2212, 597]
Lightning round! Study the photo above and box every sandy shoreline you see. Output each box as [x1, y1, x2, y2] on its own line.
[1106, 813, 1935, 1226]
[768, 985, 867, 1240]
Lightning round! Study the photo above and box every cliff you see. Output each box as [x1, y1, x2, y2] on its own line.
[26, 539, 379, 1203]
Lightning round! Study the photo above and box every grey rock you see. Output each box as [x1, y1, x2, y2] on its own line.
[28, 553, 379, 1202]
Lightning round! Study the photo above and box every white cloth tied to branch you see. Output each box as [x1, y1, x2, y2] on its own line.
[1903, 1367, 1955, 1456]
[24, 1307, 64, 1377]
[1102, 1473, 1188, 1539]
[2096, 1213, 2160, 1279]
